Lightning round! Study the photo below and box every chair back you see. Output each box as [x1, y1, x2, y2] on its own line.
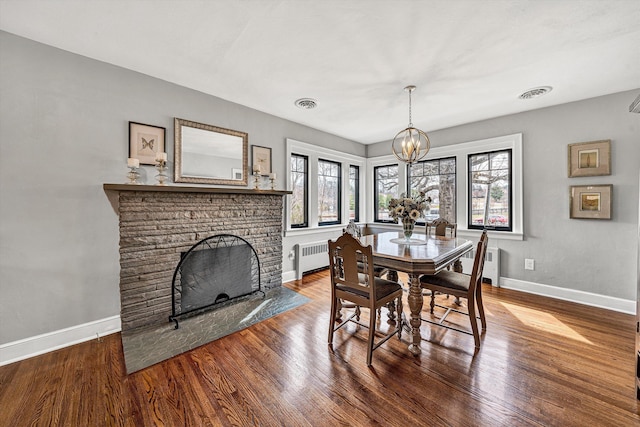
[469, 230, 489, 292]
[328, 232, 375, 299]
[426, 218, 457, 237]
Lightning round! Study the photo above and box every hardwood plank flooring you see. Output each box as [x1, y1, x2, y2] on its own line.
[1, 270, 639, 426]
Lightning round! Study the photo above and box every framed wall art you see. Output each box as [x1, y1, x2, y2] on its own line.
[252, 145, 272, 175]
[129, 122, 166, 165]
[570, 184, 612, 220]
[567, 139, 611, 178]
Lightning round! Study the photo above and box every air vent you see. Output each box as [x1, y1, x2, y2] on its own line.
[518, 86, 552, 100]
[295, 98, 318, 109]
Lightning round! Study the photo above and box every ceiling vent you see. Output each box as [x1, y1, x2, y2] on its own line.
[518, 86, 552, 100]
[629, 94, 640, 113]
[295, 98, 318, 109]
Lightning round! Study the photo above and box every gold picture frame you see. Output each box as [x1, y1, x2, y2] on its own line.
[570, 184, 612, 220]
[568, 139, 611, 177]
[129, 122, 166, 165]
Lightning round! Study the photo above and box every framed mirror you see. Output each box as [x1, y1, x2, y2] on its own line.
[174, 118, 248, 185]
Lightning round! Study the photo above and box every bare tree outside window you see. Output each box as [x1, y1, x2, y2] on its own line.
[409, 157, 456, 223]
[318, 159, 341, 225]
[290, 154, 308, 227]
[374, 165, 398, 222]
[469, 150, 511, 230]
[349, 165, 359, 221]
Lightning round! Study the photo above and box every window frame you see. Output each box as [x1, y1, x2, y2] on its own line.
[373, 164, 400, 223]
[317, 158, 342, 226]
[407, 156, 457, 226]
[289, 153, 308, 229]
[468, 149, 513, 232]
[349, 165, 360, 222]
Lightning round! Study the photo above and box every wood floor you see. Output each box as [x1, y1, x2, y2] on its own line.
[1, 270, 639, 426]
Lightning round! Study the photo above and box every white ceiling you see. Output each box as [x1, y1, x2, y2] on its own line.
[1, 0, 639, 144]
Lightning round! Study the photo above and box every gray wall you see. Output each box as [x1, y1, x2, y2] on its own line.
[369, 91, 640, 300]
[0, 31, 363, 344]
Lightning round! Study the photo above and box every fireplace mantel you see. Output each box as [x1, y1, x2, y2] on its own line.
[103, 183, 291, 196]
[104, 183, 290, 332]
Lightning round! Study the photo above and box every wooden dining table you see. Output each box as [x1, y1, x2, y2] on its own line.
[360, 231, 474, 356]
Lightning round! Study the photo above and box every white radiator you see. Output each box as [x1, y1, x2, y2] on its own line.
[459, 247, 500, 286]
[295, 241, 329, 280]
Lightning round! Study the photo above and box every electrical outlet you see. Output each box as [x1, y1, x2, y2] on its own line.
[524, 258, 535, 270]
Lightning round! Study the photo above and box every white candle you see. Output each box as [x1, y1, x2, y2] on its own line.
[254, 164, 261, 174]
[127, 158, 139, 168]
[156, 152, 167, 162]
[269, 172, 276, 180]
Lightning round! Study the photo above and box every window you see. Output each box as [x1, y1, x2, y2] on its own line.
[290, 154, 308, 228]
[374, 164, 398, 222]
[286, 138, 365, 232]
[468, 149, 512, 231]
[318, 159, 341, 225]
[367, 133, 522, 239]
[349, 165, 360, 222]
[408, 157, 456, 224]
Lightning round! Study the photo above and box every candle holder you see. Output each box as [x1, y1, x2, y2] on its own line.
[155, 160, 168, 186]
[253, 173, 261, 190]
[269, 176, 275, 190]
[126, 166, 140, 185]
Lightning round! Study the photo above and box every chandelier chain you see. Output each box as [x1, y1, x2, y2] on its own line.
[408, 89, 413, 127]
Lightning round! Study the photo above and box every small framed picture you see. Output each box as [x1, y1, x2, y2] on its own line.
[231, 168, 243, 180]
[252, 145, 272, 175]
[129, 122, 166, 165]
[568, 139, 611, 177]
[570, 184, 612, 219]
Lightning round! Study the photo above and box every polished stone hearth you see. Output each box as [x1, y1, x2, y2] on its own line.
[121, 286, 309, 373]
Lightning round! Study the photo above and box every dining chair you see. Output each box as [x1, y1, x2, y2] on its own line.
[426, 217, 457, 238]
[328, 232, 404, 366]
[341, 221, 396, 322]
[425, 217, 459, 301]
[343, 220, 389, 278]
[418, 230, 488, 348]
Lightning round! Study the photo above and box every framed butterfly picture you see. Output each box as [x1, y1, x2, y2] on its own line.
[129, 122, 166, 165]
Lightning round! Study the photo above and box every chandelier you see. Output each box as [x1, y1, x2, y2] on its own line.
[391, 85, 430, 164]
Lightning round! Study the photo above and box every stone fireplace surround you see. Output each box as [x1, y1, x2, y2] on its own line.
[103, 184, 290, 332]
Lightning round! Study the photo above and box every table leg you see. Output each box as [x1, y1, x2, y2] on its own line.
[407, 273, 423, 356]
[453, 259, 463, 273]
[453, 260, 462, 305]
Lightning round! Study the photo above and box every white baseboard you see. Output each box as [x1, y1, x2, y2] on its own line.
[282, 270, 297, 283]
[500, 277, 636, 315]
[0, 315, 121, 366]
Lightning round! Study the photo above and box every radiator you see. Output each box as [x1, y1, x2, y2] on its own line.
[295, 241, 329, 280]
[459, 247, 500, 286]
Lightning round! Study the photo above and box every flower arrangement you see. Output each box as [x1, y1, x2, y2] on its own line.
[388, 191, 432, 223]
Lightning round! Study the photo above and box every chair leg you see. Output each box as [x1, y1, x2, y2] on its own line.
[467, 295, 481, 349]
[328, 297, 338, 345]
[430, 291, 436, 313]
[396, 295, 403, 340]
[367, 307, 377, 366]
[476, 286, 487, 331]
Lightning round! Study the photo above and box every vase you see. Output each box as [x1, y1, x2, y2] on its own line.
[402, 217, 415, 241]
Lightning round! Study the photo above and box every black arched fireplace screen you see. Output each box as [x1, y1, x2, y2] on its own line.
[170, 234, 262, 328]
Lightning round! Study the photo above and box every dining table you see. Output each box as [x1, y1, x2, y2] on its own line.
[359, 231, 474, 356]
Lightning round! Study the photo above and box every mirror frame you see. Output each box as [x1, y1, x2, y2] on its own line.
[174, 118, 248, 186]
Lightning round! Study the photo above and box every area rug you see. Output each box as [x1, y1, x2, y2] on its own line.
[121, 286, 310, 373]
